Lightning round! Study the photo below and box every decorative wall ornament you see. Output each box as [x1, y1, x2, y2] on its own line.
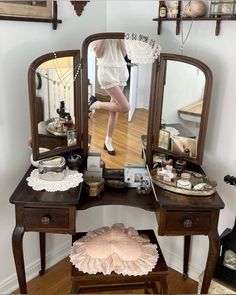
[71, 1, 90, 16]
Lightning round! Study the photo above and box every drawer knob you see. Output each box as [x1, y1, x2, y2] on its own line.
[183, 219, 193, 228]
[41, 216, 51, 225]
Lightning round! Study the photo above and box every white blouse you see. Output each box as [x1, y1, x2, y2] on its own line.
[89, 39, 126, 68]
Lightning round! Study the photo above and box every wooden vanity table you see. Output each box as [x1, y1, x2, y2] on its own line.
[14, 32, 225, 294]
[10, 165, 224, 294]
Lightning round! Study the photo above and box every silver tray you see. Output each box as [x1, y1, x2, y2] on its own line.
[150, 169, 217, 196]
[46, 118, 67, 137]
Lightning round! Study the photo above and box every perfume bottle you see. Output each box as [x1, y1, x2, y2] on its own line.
[175, 158, 186, 176]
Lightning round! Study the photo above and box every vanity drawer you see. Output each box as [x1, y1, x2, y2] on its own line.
[160, 210, 211, 235]
[24, 207, 71, 233]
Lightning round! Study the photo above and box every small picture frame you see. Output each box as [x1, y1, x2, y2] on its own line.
[158, 129, 170, 150]
[171, 135, 197, 158]
[67, 129, 77, 147]
[124, 163, 150, 188]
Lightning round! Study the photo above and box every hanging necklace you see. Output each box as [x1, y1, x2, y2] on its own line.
[180, 12, 194, 55]
[31, 54, 81, 115]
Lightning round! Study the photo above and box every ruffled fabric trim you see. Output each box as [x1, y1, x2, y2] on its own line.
[26, 168, 83, 192]
[70, 223, 159, 276]
[124, 32, 161, 64]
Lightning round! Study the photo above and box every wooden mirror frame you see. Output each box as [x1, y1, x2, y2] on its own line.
[81, 32, 125, 161]
[28, 49, 82, 161]
[146, 53, 213, 166]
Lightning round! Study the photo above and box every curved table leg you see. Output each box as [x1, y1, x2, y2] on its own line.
[200, 227, 220, 293]
[39, 232, 46, 275]
[12, 225, 27, 294]
[183, 235, 191, 279]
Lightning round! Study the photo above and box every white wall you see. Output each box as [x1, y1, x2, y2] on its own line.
[1, 0, 236, 293]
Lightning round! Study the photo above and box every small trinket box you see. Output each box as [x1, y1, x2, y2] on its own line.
[38, 156, 66, 181]
[84, 177, 105, 197]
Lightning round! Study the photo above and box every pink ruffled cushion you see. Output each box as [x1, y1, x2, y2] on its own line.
[70, 223, 159, 276]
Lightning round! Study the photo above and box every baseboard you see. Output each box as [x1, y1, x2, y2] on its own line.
[95, 92, 110, 102]
[0, 238, 71, 294]
[164, 248, 202, 282]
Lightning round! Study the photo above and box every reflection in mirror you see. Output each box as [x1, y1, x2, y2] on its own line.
[159, 60, 206, 159]
[29, 50, 81, 161]
[36, 56, 76, 154]
[87, 37, 153, 167]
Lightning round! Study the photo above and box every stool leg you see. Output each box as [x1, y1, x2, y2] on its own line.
[71, 281, 80, 294]
[159, 277, 168, 294]
[150, 281, 159, 294]
[144, 281, 149, 293]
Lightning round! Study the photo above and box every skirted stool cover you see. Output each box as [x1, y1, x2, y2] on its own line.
[69, 223, 159, 276]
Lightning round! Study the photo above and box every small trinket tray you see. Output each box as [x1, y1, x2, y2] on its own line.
[38, 156, 66, 181]
[150, 169, 217, 196]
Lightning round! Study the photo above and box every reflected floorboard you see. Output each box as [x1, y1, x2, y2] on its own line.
[88, 108, 148, 168]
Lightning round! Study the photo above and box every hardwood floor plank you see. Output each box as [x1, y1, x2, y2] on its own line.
[89, 108, 148, 168]
[12, 258, 198, 294]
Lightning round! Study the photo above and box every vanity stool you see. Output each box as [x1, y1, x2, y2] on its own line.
[71, 229, 168, 294]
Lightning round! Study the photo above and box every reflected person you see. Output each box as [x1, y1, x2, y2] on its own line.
[89, 39, 130, 155]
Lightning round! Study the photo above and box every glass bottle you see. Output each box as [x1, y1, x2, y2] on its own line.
[159, 1, 167, 18]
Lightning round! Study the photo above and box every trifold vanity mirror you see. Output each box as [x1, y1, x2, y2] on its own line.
[146, 53, 212, 167]
[28, 32, 212, 173]
[28, 50, 82, 160]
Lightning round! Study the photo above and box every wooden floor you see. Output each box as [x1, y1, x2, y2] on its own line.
[13, 257, 198, 294]
[88, 108, 148, 168]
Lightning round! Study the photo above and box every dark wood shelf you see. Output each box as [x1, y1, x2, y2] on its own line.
[153, 16, 236, 36]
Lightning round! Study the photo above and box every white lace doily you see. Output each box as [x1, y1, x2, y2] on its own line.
[124, 32, 161, 64]
[27, 168, 83, 192]
[70, 223, 159, 276]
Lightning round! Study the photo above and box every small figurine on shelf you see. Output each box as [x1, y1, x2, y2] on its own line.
[159, 1, 167, 18]
[171, 0, 179, 18]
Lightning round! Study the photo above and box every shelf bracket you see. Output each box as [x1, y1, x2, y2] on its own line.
[157, 20, 162, 35]
[215, 19, 221, 36]
[176, 19, 181, 35]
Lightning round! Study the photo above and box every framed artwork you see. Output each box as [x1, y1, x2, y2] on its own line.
[171, 135, 197, 158]
[124, 163, 151, 188]
[158, 129, 170, 150]
[0, 1, 61, 29]
[67, 129, 77, 147]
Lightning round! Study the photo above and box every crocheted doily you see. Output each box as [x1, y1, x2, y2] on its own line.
[124, 32, 161, 64]
[26, 168, 83, 192]
[70, 223, 159, 276]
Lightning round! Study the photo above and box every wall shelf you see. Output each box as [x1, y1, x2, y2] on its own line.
[153, 16, 236, 36]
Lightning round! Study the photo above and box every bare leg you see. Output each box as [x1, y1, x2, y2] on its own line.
[106, 103, 118, 138]
[90, 86, 130, 113]
[106, 86, 125, 138]
[103, 86, 129, 154]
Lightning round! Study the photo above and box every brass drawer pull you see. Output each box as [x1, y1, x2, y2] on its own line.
[41, 216, 51, 225]
[183, 219, 193, 228]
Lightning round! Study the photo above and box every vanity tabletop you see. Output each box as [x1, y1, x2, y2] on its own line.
[9, 166, 82, 206]
[77, 186, 159, 212]
[153, 184, 225, 210]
